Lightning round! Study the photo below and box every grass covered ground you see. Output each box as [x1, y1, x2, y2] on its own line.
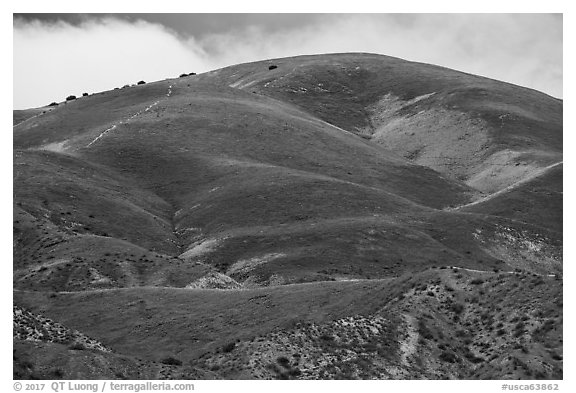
[13, 53, 562, 379]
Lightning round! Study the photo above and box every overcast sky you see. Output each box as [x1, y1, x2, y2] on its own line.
[13, 13, 562, 109]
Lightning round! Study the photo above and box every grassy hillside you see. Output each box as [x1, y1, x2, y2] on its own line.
[14, 267, 562, 379]
[461, 164, 562, 234]
[13, 53, 562, 380]
[13, 106, 54, 127]
[14, 71, 500, 287]
[199, 53, 562, 195]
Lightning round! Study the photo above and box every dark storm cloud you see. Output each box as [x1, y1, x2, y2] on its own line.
[14, 13, 323, 38]
[13, 14, 562, 109]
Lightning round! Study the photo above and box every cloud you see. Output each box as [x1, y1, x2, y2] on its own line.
[198, 14, 562, 96]
[13, 18, 216, 108]
[13, 14, 562, 109]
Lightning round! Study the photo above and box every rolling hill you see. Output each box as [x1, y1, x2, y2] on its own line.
[13, 53, 562, 379]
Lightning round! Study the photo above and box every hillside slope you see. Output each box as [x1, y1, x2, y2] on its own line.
[199, 53, 562, 197]
[13, 53, 562, 380]
[14, 267, 562, 379]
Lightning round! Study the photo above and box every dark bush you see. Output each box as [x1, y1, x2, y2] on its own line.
[68, 342, 86, 350]
[319, 334, 334, 341]
[514, 321, 526, 337]
[160, 356, 182, 366]
[179, 74, 188, 78]
[534, 370, 547, 379]
[439, 350, 458, 363]
[277, 356, 290, 367]
[66, 95, 76, 101]
[470, 278, 484, 285]
[268, 65, 278, 70]
[137, 81, 146, 85]
[450, 302, 465, 314]
[418, 319, 434, 340]
[222, 342, 236, 353]
[549, 351, 562, 361]
[188, 72, 196, 76]
[538, 319, 555, 333]
[48, 102, 59, 107]
[82, 92, 89, 97]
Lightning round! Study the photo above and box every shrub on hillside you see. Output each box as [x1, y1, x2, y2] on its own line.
[82, 92, 89, 97]
[160, 356, 182, 366]
[439, 350, 458, 363]
[418, 319, 434, 340]
[449, 302, 465, 314]
[137, 81, 146, 85]
[188, 72, 196, 76]
[277, 356, 290, 367]
[68, 342, 86, 350]
[222, 342, 236, 353]
[268, 65, 278, 70]
[48, 102, 59, 107]
[514, 321, 526, 337]
[179, 73, 188, 78]
[66, 95, 76, 101]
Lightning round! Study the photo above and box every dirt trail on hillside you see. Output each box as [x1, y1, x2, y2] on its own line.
[13, 263, 558, 296]
[87, 84, 175, 147]
[447, 266, 557, 278]
[13, 108, 56, 128]
[13, 113, 43, 128]
[446, 161, 562, 211]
